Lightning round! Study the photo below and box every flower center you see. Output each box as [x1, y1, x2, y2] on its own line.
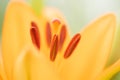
[50, 34, 58, 61]
[64, 33, 81, 58]
[30, 22, 40, 49]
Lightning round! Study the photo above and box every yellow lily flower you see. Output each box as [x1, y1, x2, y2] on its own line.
[0, 1, 119, 80]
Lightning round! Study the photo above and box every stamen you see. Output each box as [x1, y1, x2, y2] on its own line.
[59, 25, 67, 50]
[64, 33, 81, 59]
[46, 22, 52, 47]
[50, 34, 58, 61]
[30, 22, 40, 49]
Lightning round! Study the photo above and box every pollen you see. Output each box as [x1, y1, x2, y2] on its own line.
[64, 33, 81, 58]
[30, 22, 40, 49]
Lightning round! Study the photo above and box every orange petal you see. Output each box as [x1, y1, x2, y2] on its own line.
[60, 13, 116, 80]
[13, 46, 60, 80]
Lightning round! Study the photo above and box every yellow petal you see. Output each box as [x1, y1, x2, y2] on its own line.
[0, 48, 7, 80]
[2, 1, 42, 79]
[13, 46, 60, 80]
[106, 25, 120, 67]
[60, 13, 116, 80]
[96, 59, 120, 80]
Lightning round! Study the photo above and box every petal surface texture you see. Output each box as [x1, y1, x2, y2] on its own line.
[0, 49, 7, 80]
[13, 46, 60, 80]
[60, 13, 116, 80]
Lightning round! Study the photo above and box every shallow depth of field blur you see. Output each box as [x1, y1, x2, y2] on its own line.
[0, 0, 120, 79]
[1, 0, 120, 35]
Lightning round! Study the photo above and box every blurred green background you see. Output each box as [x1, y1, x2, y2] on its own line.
[1, 0, 120, 35]
[45, 0, 120, 34]
[0, 0, 9, 36]
[0, 0, 120, 80]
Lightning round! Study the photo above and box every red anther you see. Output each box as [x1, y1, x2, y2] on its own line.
[64, 33, 81, 58]
[46, 22, 52, 47]
[59, 25, 67, 50]
[30, 22, 40, 49]
[50, 35, 58, 61]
